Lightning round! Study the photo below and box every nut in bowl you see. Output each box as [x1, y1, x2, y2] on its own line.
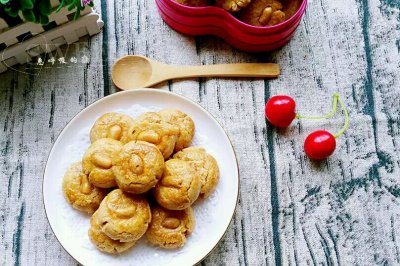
[155, 0, 307, 52]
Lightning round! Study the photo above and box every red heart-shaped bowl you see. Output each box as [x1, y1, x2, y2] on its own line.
[155, 0, 307, 52]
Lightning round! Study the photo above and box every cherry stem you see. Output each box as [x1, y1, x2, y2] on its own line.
[295, 93, 339, 120]
[333, 94, 349, 138]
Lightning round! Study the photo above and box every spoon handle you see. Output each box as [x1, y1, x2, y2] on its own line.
[166, 63, 280, 79]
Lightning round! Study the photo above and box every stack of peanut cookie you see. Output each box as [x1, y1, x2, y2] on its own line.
[62, 109, 219, 254]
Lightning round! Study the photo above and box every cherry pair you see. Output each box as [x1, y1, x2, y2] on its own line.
[265, 93, 349, 160]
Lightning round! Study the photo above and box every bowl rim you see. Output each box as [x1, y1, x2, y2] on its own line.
[159, 0, 308, 32]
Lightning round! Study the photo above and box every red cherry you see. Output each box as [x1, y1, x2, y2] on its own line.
[265, 95, 296, 128]
[304, 130, 336, 160]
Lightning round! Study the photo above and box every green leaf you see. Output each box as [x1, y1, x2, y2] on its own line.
[55, 0, 65, 12]
[73, 7, 80, 20]
[38, 0, 52, 15]
[21, 0, 34, 9]
[5, 6, 19, 17]
[67, 2, 75, 11]
[0, 0, 10, 4]
[39, 13, 49, 24]
[22, 9, 36, 22]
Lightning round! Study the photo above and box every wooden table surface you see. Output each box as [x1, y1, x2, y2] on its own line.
[1, 0, 400, 265]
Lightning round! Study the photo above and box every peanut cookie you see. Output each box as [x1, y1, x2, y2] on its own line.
[128, 112, 179, 159]
[62, 162, 107, 214]
[159, 109, 195, 152]
[90, 113, 135, 144]
[146, 206, 195, 249]
[239, 0, 286, 26]
[92, 189, 151, 242]
[215, 0, 251, 12]
[113, 141, 165, 194]
[82, 138, 123, 188]
[88, 216, 136, 254]
[173, 147, 219, 199]
[282, 0, 302, 19]
[154, 159, 201, 210]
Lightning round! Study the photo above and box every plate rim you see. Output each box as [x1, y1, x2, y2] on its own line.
[42, 88, 240, 266]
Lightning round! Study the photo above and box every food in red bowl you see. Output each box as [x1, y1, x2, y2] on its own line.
[155, 0, 307, 52]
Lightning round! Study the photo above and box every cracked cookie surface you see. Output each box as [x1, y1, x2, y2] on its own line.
[88, 216, 136, 254]
[239, 0, 302, 26]
[113, 141, 165, 194]
[239, 0, 286, 26]
[63, 162, 107, 214]
[146, 206, 195, 249]
[154, 159, 201, 210]
[90, 112, 135, 144]
[82, 138, 123, 188]
[215, 0, 252, 12]
[173, 147, 219, 199]
[128, 112, 179, 159]
[92, 189, 151, 242]
[159, 109, 195, 152]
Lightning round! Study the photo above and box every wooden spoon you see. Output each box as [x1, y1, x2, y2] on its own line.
[111, 55, 280, 90]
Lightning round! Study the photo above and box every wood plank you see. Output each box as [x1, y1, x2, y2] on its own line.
[266, 0, 400, 265]
[0, 2, 105, 265]
[0, 0, 400, 265]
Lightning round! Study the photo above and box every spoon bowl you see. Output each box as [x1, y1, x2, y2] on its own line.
[112, 56, 154, 89]
[112, 55, 280, 90]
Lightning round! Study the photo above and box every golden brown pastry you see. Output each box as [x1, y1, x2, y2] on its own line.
[159, 109, 195, 152]
[173, 147, 219, 199]
[88, 216, 136, 254]
[282, 0, 302, 19]
[82, 138, 123, 188]
[62, 162, 107, 214]
[90, 113, 135, 144]
[128, 112, 179, 159]
[113, 141, 165, 194]
[154, 159, 201, 210]
[239, 0, 286, 26]
[215, 0, 251, 12]
[174, 0, 210, 6]
[146, 206, 195, 249]
[92, 189, 151, 242]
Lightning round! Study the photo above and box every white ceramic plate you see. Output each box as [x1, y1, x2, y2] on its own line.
[43, 89, 239, 266]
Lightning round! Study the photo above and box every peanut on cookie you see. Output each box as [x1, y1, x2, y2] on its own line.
[82, 138, 123, 188]
[239, 0, 286, 26]
[92, 189, 151, 242]
[154, 159, 201, 210]
[215, 0, 252, 12]
[113, 141, 165, 194]
[90, 113, 135, 144]
[88, 216, 136, 254]
[159, 109, 195, 152]
[146, 205, 195, 249]
[128, 112, 179, 159]
[63, 162, 107, 214]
